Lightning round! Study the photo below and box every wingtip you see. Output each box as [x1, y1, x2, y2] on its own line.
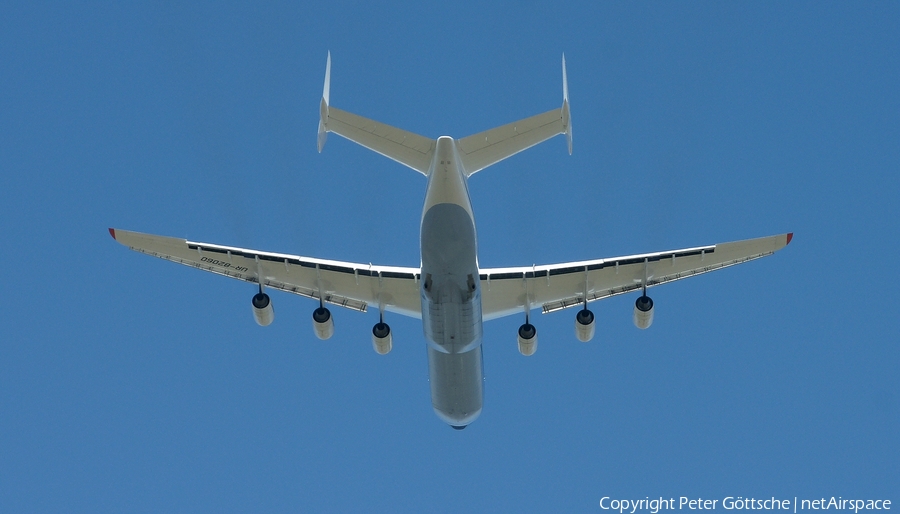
[108, 228, 116, 240]
[786, 232, 793, 245]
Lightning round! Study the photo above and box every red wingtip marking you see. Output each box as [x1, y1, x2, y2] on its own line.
[109, 228, 116, 240]
[786, 232, 793, 245]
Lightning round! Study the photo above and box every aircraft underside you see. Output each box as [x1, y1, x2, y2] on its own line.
[109, 52, 791, 429]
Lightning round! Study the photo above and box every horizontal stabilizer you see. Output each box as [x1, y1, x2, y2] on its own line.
[315, 52, 434, 175]
[324, 107, 435, 174]
[457, 54, 573, 176]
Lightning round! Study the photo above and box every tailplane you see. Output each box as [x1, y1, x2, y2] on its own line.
[314, 53, 572, 177]
[456, 54, 573, 177]
[316, 52, 435, 175]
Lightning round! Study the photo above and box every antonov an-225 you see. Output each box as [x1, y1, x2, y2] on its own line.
[110, 53, 792, 429]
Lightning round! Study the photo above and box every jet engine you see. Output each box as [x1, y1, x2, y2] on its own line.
[633, 295, 654, 329]
[251, 292, 274, 326]
[372, 322, 392, 355]
[312, 306, 334, 340]
[517, 323, 538, 356]
[575, 308, 595, 342]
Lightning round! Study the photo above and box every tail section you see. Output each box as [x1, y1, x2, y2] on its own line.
[315, 52, 435, 175]
[456, 54, 573, 177]
[314, 52, 573, 177]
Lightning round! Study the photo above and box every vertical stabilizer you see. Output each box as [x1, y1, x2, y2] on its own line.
[317, 51, 331, 153]
[562, 54, 573, 155]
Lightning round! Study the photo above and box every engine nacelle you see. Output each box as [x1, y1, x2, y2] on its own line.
[575, 308, 595, 342]
[372, 322, 392, 355]
[517, 323, 538, 356]
[251, 292, 274, 326]
[633, 295, 654, 329]
[312, 307, 334, 340]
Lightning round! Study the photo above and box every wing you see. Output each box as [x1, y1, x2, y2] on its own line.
[479, 233, 792, 320]
[110, 228, 422, 318]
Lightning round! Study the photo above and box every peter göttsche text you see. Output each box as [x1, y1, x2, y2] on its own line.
[600, 498, 891, 514]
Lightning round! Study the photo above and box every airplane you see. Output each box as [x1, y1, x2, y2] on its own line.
[110, 53, 792, 429]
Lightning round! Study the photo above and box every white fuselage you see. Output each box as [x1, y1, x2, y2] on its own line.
[419, 136, 484, 427]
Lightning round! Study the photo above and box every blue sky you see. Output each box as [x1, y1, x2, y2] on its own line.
[1, 2, 897, 512]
